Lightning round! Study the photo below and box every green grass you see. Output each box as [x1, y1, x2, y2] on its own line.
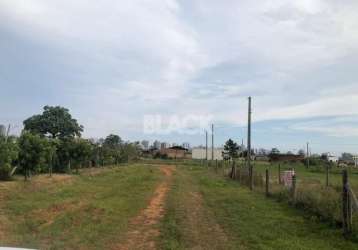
[251, 161, 358, 190]
[247, 162, 358, 228]
[161, 165, 358, 249]
[3, 162, 358, 249]
[0, 164, 162, 249]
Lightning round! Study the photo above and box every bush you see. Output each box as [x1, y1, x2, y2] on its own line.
[294, 185, 341, 225]
[0, 136, 18, 180]
[270, 183, 342, 226]
[18, 132, 52, 179]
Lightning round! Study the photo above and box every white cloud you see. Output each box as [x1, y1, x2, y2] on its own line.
[291, 120, 358, 137]
[1, 0, 358, 143]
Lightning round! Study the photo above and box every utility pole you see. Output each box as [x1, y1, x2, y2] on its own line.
[205, 130, 208, 161]
[211, 124, 214, 161]
[248, 97, 253, 190]
[241, 139, 244, 154]
[306, 142, 310, 169]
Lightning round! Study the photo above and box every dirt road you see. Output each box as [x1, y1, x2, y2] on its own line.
[114, 165, 174, 250]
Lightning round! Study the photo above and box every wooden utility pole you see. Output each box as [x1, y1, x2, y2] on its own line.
[342, 169, 352, 236]
[278, 164, 281, 184]
[292, 174, 297, 204]
[326, 164, 329, 187]
[265, 168, 269, 197]
[211, 124, 214, 161]
[248, 97, 253, 190]
[306, 142, 310, 168]
[205, 130, 208, 161]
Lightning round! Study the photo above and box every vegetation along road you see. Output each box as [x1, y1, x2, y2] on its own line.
[1, 163, 358, 250]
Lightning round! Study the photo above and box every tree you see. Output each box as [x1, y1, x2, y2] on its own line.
[103, 134, 123, 165]
[120, 142, 140, 162]
[0, 135, 18, 180]
[69, 139, 93, 173]
[340, 153, 354, 163]
[270, 148, 280, 155]
[56, 138, 92, 172]
[298, 149, 305, 156]
[224, 139, 240, 159]
[23, 106, 83, 139]
[104, 134, 122, 147]
[18, 132, 51, 180]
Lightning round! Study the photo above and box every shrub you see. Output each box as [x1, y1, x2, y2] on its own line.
[294, 185, 341, 224]
[18, 132, 52, 180]
[0, 135, 18, 180]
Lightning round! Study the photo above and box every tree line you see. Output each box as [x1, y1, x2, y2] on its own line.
[0, 106, 140, 180]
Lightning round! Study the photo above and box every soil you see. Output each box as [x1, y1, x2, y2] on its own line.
[113, 165, 174, 250]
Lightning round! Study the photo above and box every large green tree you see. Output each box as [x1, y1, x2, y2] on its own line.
[102, 134, 123, 165]
[18, 132, 51, 180]
[104, 134, 122, 147]
[23, 106, 83, 139]
[70, 138, 93, 171]
[224, 139, 240, 159]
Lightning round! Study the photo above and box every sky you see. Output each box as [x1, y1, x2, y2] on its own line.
[1, 0, 358, 155]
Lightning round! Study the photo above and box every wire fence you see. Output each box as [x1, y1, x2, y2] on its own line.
[200, 159, 358, 239]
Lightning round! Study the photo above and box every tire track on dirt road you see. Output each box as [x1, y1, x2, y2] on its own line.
[113, 165, 174, 250]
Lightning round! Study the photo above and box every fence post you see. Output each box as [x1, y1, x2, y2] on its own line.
[266, 168, 269, 197]
[291, 174, 296, 204]
[237, 164, 241, 182]
[278, 164, 281, 184]
[342, 169, 352, 236]
[231, 160, 236, 179]
[326, 164, 329, 187]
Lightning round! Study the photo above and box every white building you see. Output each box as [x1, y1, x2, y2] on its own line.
[141, 140, 149, 150]
[160, 142, 169, 150]
[153, 140, 161, 150]
[354, 155, 358, 167]
[192, 147, 224, 160]
[328, 154, 339, 163]
[324, 152, 338, 163]
[182, 142, 190, 149]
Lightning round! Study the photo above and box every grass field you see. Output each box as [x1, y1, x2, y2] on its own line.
[0, 164, 162, 249]
[1, 162, 358, 249]
[161, 164, 358, 250]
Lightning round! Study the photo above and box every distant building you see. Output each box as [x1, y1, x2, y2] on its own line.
[0, 124, 5, 137]
[192, 147, 224, 160]
[269, 153, 304, 162]
[254, 155, 270, 161]
[153, 140, 161, 150]
[141, 140, 149, 150]
[353, 155, 358, 167]
[160, 142, 169, 150]
[160, 146, 191, 159]
[182, 142, 190, 149]
[323, 152, 338, 163]
[340, 153, 354, 164]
